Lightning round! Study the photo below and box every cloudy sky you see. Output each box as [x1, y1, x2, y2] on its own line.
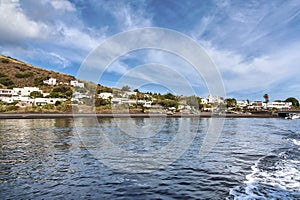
[0, 0, 300, 101]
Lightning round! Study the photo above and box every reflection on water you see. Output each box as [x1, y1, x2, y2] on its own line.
[0, 118, 300, 199]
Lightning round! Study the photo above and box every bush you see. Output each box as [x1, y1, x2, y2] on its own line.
[15, 72, 33, 78]
[42, 104, 54, 110]
[34, 77, 45, 86]
[0, 77, 14, 86]
[1, 59, 9, 64]
[5, 105, 19, 111]
[95, 98, 110, 106]
[30, 91, 43, 98]
[55, 101, 61, 106]
[51, 86, 73, 98]
[0, 72, 7, 78]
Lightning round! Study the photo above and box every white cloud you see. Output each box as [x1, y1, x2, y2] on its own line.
[49, 0, 76, 11]
[0, 0, 48, 42]
[101, 1, 152, 30]
[201, 41, 300, 96]
[0, 0, 107, 68]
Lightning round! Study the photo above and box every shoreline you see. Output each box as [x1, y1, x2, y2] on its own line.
[0, 112, 280, 119]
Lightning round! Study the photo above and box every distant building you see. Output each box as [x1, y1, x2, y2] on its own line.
[236, 100, 249, 108]
[248, 101, 266, 110]
[12, 87, 43, 97]
[122, 91, 137, 98]
[0, 89, 13, 97]
[70, 80, 84, 88]
[43, 78, 57, 86]
[267, 102, 292, 110]
[98, 92, 113, 100]
[34, 98, 67, 106]
[201, 95, 224, 105]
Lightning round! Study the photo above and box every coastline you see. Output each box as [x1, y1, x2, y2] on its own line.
[0, 112, 279, 119]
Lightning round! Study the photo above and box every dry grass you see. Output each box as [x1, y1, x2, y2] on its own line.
[0, 55, 75, 88]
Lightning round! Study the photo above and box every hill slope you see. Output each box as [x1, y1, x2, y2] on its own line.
[0, 55, 75, 90]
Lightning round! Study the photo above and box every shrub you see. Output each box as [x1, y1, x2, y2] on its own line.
[30, 91, 43, 98]
[15, 72, 33, 78]
[42, 104, 54, 110]
[55, 101, 61, 106]
[0, 72, 7, 78]
[0, 77, 14, 86]
[5, 105, 19, 111]
[51, 86, 73, 98]
[34, 77, 45, 86]
[1, 59, 9, 64]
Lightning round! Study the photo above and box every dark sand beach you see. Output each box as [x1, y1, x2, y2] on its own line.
[0, 112, 278, 119]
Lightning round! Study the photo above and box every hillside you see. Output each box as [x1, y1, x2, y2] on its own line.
[0, 55, 75, 91]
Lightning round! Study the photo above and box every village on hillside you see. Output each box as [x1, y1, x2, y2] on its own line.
[0, 76, 298, 113]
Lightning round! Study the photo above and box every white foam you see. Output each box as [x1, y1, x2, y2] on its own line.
[230, 154, 300, 199]
[292, 139, 300, 146]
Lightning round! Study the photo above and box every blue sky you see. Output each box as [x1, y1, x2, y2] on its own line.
[0, 0, 300, 101]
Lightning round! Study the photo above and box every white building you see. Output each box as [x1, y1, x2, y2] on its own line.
[201, 95, 224, 104]
[98, 92, 113, 99]
[248, 101, 266, 110]
[0, 96, 32, 104]
[237, 100, 249, 108]
[43, 78, 57, 86]
[143, 101, 152, 108]
[34, 98, 66, 106]
[111, 98, 123, 104]
[70, 80, 84, 88]
[73, 92, 89, 99]
[201, 98, 209, 104]
[0, 89, 13, 97]
[0, 97, 14, 103]
[267, 102, 292, 110]
[12, 87, 43, 97]
[122, 91, 137, 98]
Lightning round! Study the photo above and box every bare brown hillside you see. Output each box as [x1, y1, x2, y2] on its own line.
[0, 55, 75, 90]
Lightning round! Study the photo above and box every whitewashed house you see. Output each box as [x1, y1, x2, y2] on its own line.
[267, 102, 292, 110]
[70, 80, 84, 88]
[43, 78, 57, 86]
[201, 98, 209, 104]
[0, 97, 14, 103]
[12, 87, 43, 97]
[34, 98, 66, 106]
[143, 101, 152, 108]
[122, 91, 137, 98]
[0, 89, 13, 97]
[98, 92, 113, 99]
[201, 95, 224, 105]
[237, 100, 249, 108]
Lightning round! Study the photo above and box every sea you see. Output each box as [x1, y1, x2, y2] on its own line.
[0, 117, 299, 199]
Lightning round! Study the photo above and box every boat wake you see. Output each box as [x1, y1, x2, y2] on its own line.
[229, 138, 300, 199]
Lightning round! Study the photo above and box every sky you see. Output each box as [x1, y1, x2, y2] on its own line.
[0, 0, 300, 101]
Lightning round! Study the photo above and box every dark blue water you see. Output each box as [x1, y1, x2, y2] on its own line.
[0, 118, 299, 199]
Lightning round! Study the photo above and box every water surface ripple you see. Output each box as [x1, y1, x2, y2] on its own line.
[0, 118, 299, 199]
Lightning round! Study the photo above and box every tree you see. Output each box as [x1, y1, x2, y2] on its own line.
[263, 93, 269, 103]
[95, 98, 110, 106]
[285, 97, 299, 107]
[30, 91, 43, 98]
[163, 92, 177, 100]
[121, 85, 130, 92]
[50, 86, 73, 98]
[225, 98, 237, 108]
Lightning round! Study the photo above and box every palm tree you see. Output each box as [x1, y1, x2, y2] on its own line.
[263, 93, 269, 103]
